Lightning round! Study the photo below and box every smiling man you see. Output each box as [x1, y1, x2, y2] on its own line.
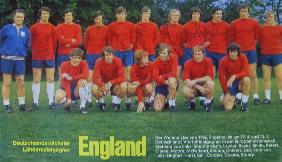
[0, 9, 30, 113]
[54, 48, 89, 114]
[182, 46, 214, 112]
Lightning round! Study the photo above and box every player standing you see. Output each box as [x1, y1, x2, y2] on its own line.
[0, 9, 30, 112]
[30, 7, 57, 110]
[258, 10, 282, 104]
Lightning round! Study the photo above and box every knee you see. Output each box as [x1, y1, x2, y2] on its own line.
[242, 77, 251, 85]
[145, 84, 153, 95]
[16, 78, 25, 87]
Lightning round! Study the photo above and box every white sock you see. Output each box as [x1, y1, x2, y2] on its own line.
[47, 82, 54, 105]
[265, 90, 271, 100]
[99, 98, 105, 104]
[168, 99, 176, 107]
[242, 95, 249, 103]
[253, 94, 259, 99]
[190, 98, 196, 103]
[145, 97, 150, 103]
[79, 87, 87, 108]
[32, 83, 40, 104]
[204, 97, 212, 105]
[125, 97, 132, 103]
[236, 93, 242, 100]
[279, 91, 282, 100]
[150, 91, 155, 102]
[112, 96, 121, 104]
[18, 97, 25, 105]
[199, 96, 205, 101]
[87, 82, 92, 102]
[3, 99, 10, 106]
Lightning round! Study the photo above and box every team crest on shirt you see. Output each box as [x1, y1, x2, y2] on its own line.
[20, 31, 25, 37]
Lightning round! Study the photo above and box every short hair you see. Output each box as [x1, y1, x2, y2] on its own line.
[189, 7, 202, 19]
[238, 4, 249, 12]
[140, 6, 151, 15]
[265, 10, 277, 21]
[211, 7, 222, 15]
[12, 9, 25, 18]
[192, 45, 205, 55]
[93, 10, 103, 19]
[168, 9, 181, 22]
[134, 50, 147, 64]
[157, 43, 171, 56]
[37, 6, 51, 18]
[115, 6, 126, 14]
[64, 9, 74, 15]
[227, 43, 240, 55]
[70, 48, 84, 58]
[101, 46, 114, 58]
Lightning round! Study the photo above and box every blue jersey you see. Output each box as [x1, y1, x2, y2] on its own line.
[0, 23, 30, 57]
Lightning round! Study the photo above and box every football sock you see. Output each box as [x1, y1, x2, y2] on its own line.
[32, 83, 40, 104]
[79, 87, 87, 108]
[265, 90, 271, 100]
[18, 97, 25, 105]
[47, 82, 54, 105]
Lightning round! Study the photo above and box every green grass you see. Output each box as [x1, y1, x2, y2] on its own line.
[0, 75, 282, 162]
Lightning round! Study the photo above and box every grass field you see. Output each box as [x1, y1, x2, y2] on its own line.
[0, 72, 282, 162]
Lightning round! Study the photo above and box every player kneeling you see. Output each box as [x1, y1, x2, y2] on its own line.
[219, 43, 251, 112]
[92, 46, 126, 112]
[125, 50, 154, 113]
[153, 44, 178, 112]
[54, 48, 89, 114]
[182, 46, 214, 112]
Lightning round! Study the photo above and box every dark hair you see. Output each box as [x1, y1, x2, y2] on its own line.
[115, 6, 126, 14]
[238, 4, 249, 12]
[12, 9, 25, 18]
[102, 46, 114, 57]
[227, 43, 240, 55]
[211, 7, 222, 15]
[70, 48, 84, 57]
[140, 6, 151, 15]
[37, 6, 51, 18]
[93, 10, 103, 19]
[189, 7, 202, 19]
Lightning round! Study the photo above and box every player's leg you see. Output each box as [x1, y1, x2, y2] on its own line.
[262, 64, 272, 104]
[15, 60, 26, 111]
[203, 80, 215, 112]
[167, 77, 177, 112]
[112, 83, 126, 112]
[249, 63, 259, 104]
[32, 60, 43, 109]
[124, 51, 134, 109]
[154, 85, 168, 112]
[74, 79, 88, 114]
[46, 63, 55, 109]
[223, 93, 236, 111]
[183, 84, 197, 110]
[92, 84, 106, 111]
[274, 64, 282, 103]
[2, 73, 12, 112]
[144, 83, 154, 110]
[238, 77, 251, 112]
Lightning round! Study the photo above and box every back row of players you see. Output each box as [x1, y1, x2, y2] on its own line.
[0, 4, 281, 113]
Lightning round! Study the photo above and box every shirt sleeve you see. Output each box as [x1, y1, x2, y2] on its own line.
[93, 60, 104, 86]
[218, 59, 227, 93]
[70, 25, 82, 47]
[72, 62, 89, 81]
[110, 59, 125, 85]
[235, 55, 250, 79]
[207, 59, 215, 80]
[84, 27, 89, 51]
[182, 62, 191, 81]
[153, 60, 166, 85]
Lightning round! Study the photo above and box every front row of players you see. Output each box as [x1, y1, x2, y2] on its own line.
[53, 43, 250, 114]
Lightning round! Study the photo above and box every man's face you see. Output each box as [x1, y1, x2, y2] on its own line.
[192, 11, 200, 21]
[64, 12, 73, 23]
[229, 50, 239, 60]
[213, 10, 222, 22]
[266, 13, 275, 24]
[159, 49, 169, 61]
[239, 8, 249, 19]
[13, 12, 24, 26]
[170, 12, 180, 23]
[70, 56, 82, 67]
[141, 11, 151, 22]
[94, 15, 103, 25]
[193, 50, 204, 62]
[140, 56, 149, 66]
[104, 52, 114, 63]
[116, 11, 127, 21]
[40, 10, 50, 22]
